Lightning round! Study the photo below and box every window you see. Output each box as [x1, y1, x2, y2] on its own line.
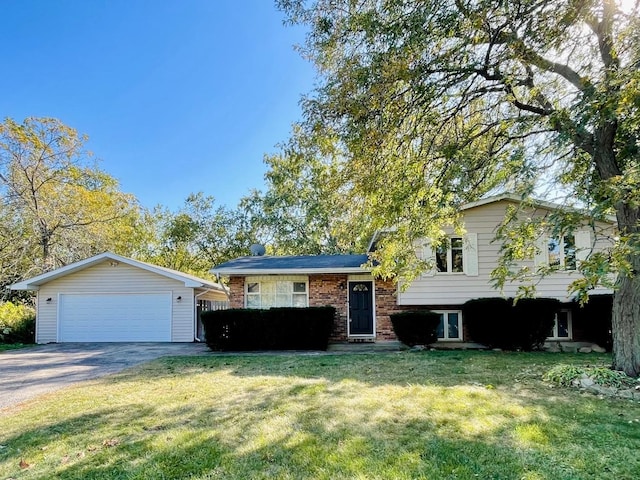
[246, 280, 308, 309]
[436, 237, 464, 273]
[434, 310, 462, 341]
[548, 235, 576, 271]
[548, 310, 572, 340]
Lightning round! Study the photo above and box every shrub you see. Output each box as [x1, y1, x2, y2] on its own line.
[390, 310, 441, 347]
[463, 297, 560, 351]
[201, 307, 335, 351]
[0, 301, 36, 344]
[572, 295, 612, 351]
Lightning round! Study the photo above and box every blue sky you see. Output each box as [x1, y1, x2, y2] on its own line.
[1, 1, 315, 210]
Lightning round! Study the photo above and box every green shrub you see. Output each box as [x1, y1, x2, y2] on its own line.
[390, 310, 441, 346]
[201, 307, 335, 351]
[544, 364, 638, 389]
[463, 297, 560, 351]
[0, 302, 36, 344]
[572, 295, 612, 351]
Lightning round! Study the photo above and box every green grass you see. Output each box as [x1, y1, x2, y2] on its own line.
[1, 351, 639, 479]
[0, 343, 33, 352]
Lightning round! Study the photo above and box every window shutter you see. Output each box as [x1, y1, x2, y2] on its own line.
[534, 235, 549, 267]
[575, 229, 592, 263]
[463, 233, 479, 276]
[421, 240, 436, 276]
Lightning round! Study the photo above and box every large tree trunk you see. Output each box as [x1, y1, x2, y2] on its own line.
[611, 204, 640, 377]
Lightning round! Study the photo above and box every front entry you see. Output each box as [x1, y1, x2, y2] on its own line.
[348, 281, 374, 336]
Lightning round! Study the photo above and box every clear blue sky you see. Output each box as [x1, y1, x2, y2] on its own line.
[1, 1, 315, 210]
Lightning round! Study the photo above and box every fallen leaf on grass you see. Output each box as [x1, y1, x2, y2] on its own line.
[19, 459, 30, 469]
[102, 439, 120, 448]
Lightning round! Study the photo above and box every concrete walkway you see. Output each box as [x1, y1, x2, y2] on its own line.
[0, 343, 209, 410]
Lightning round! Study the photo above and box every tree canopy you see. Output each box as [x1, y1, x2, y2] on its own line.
[277, 0, 640, 374]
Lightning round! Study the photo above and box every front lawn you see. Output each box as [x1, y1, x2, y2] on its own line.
[0, 343, 32, 352]
[1, 351, 639, 479]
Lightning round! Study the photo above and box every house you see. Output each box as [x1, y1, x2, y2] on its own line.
[211, 194, 615, 345]
[11, 252, 228, 343]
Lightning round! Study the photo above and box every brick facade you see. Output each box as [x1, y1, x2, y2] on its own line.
[226, 274, 404, 342]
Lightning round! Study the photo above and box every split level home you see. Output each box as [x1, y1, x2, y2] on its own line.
[211, 194, 615, 345]
[11, 252, 228, 343]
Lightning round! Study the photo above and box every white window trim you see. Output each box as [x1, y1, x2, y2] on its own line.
[422, 233, 478, 277]
[548, 309, 573, 340]
[436, 237, 465, 275]
[433, 309, 463, 341]
[244, 276, 309, 309]
[548, 235, 577, 271]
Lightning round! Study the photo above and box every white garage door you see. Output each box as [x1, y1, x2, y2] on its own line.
[59, 293, 172, 342]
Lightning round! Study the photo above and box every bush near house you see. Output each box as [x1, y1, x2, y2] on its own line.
[463, 298, 560, 351]
[201, 306, 335, 351]
[390, 310, 441, 347]
[572, 294, 613, 351]
[0, 301, 36, 344]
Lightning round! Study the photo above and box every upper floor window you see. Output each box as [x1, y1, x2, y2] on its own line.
[548, 235, 576, 271]
[436, 237, 464, 273]
[246, 280, 308, 309]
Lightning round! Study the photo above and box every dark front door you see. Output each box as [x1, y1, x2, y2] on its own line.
[349, 281, 374, 335]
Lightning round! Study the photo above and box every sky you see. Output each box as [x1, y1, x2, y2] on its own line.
[1, 1, 316, 211]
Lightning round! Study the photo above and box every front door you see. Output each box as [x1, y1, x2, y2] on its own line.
[348, 281, 374, 335]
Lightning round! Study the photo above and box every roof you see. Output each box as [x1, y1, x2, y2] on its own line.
[211, 254, 371, 276]
[10, 252, 229, 292]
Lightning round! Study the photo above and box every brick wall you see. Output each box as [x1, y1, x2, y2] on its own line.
[308, 274, 349, 341]
[228, 277, 244, 309]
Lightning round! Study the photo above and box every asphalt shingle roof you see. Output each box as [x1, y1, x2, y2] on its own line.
[212, 254, 370, 274]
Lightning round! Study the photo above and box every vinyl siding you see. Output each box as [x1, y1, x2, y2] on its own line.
[36, 261, 196, 343]
[398, 200, 615, 305]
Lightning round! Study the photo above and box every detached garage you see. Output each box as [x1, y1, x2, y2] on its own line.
[11, 252, 228, 343]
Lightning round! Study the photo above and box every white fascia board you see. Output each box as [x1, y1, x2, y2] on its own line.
[211, 267, 370, 276]
[10, 251, 228, 292]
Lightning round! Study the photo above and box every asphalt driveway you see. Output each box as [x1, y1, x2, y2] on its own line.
[0, 342, 209, 410]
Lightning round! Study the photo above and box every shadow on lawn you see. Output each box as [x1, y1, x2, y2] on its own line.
[0, 401, 584, 480]
[1, 351, 637, 479]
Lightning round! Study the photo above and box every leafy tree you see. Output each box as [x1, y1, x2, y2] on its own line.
[279, 1, 640, 374]
[0, 117, 140, 289]
[140, 193, 256, 277]
[242, 125, 373, 255]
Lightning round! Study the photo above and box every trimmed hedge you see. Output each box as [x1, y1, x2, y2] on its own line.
[201, 306, 335, 351]
[463, 297, 560, 350]
[0, 302, 36, 344]
[572, 295, 613, 351]
[390, 310, 441, 347]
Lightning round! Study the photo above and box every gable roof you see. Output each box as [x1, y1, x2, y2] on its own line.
[211, 254, 370, 276]
[10, 252, 228, 292]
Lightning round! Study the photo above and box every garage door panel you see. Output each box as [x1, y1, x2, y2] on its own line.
[59, 293, 172, 342]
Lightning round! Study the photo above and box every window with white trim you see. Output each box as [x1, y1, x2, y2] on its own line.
[246, 280, 308, 309]
[434, 310, 463, 341]
[548, 235, 577, 271]
[548, 309, 572, 340]
[436, 237, 464, 273]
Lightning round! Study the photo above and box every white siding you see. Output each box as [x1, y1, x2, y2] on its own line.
[398, 200, 615, 306]
[36, 261, 196, 343]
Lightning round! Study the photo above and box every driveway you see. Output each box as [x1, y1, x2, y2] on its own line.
[0, 343, 209, 410]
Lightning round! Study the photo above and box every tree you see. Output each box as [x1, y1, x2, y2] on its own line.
[242, 124, 373, 255]
[0, 117, 139, 283]
[139, 193, 257, 278]
[279, 1, 640, 374]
